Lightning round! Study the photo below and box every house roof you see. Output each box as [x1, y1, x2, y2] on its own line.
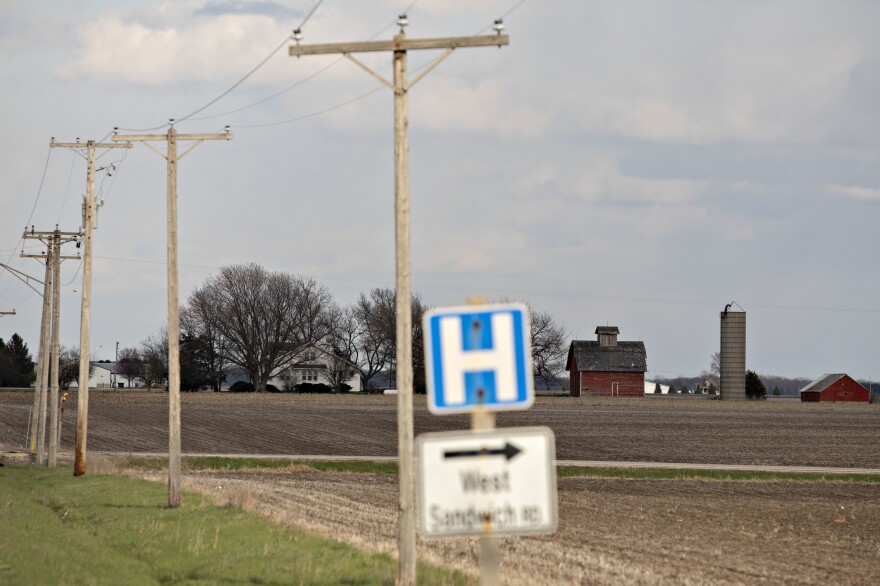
[289, 344, 361, 371]
[567, 340, 647, 373]
[91, 362, 120, 374]
[595, 326, 620, 335]
[799, 373, 853, 394]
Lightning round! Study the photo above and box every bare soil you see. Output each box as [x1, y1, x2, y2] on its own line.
[1, 392, 878, 467]
[142, 467, 880, 585]
[4, 392, 879, 583]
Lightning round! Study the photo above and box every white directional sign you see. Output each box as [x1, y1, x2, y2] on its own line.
[417, 427, 557, 537]
[423, 303, 533, 414]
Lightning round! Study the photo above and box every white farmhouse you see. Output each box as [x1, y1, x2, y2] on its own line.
[269, 345, 362, 392]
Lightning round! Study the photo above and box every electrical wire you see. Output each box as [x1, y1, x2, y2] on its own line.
[189, 0, 421, 123]
[0, 147, 53, 300]
[89, 255, 880, 314]
[174, 0, 327, 124]
[63, 258, 83, 286]
[474, 0, 531, 34]
[95, 148, 129, 205]
[56, 150, 78, 224]
[233, 85, 386, 128]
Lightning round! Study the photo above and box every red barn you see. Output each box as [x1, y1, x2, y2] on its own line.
[566, 327, 647, 397]
[799, 374, 870, 403]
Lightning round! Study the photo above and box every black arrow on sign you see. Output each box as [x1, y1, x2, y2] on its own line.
[443, 442, 522, 461]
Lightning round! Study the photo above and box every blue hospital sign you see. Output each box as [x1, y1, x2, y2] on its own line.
[424, 303, 534, 414]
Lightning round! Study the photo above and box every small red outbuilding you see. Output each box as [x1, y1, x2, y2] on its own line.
[799, 374, 870, 403]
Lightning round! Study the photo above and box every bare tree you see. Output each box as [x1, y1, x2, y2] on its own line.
[58, 346, 94, 390]
[353, 288, 396, 389]
[349, 288, 427, 390]
[496, 299, 569, 388]
[324, 353, 361, 393]
[140, 331, 168, 390]
[325, 305, 361, 365]
[181, 294, 229, 391]
[530, 307, 568, 388]
[710, 351, 721, 377]
[116, 347, 143, 388]
[187, 264, 335, 392]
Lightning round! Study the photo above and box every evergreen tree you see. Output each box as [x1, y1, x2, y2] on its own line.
[745, 370, 767, 400]
[654, 382, 662, 394]
[0, 334, 35, 387]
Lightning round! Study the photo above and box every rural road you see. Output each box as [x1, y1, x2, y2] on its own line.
[86, 451, 880, 475]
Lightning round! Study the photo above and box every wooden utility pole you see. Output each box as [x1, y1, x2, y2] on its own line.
[289, 18, 508, 585]
[0, 261, 46, 455]
[22, 228, 81, 466]
[33, 251, 53, 461]
[113, 123, 232, 508]
[50, 139, 131, 476]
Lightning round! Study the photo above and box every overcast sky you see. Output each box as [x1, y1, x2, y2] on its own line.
[1, 0, 878, 382]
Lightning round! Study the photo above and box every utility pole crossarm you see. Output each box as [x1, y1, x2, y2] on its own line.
[0, 311, 15, 317]
[111, 123, 233, 508]
[289, 34, 508, 55]
[288, 24, 509, 586]
[113, 133, 233, 142]
[21, 254, 80, 260]
[50, 142, 131, 149]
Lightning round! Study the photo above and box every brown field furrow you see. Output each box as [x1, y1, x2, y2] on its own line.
[136, 469, 880, 585]
[5, 391, 880, 583]
[2, 392, 879, 466]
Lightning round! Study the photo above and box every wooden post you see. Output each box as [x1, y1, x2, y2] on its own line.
[47, 231, 62, 467]
[112, 125, 231, 508]
[166, 126, 182, 508]
[74, 141, 97, 476]
[392, 37, 416, 585]
[29, 257, 52, 455]
[32, 254, 53, 460]
[289, 28, 508, 585]
[466, 295, 501, 585]
[475, 408, 501, 586]
[47, 138, 132, 475]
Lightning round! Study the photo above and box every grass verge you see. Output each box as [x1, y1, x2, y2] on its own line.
[0, 466, 469, 585]
[127, 456, 399, 475]
[124, 456, 880, 483]
[556, 466, 880, 483]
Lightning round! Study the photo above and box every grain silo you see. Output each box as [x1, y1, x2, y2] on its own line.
[719, 305, 746, 400]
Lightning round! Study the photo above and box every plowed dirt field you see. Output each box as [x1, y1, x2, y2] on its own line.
[146, 467, 879, 585]
[3, 392, 879, 584]
[1, 392, 878, 467]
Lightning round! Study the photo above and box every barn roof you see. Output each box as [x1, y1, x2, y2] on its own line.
[798, 373, 865, 394]
[566, 340, 647, 373]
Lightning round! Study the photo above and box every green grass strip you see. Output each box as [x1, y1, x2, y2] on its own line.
[127, 456, 399, 475]
[125, 456, 880, 483]
[557, 466, 880, 483]
[0, 466, 469, 586]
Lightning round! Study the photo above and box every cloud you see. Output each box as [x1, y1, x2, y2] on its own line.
[60, 2, 302, 85]
[195, 1, 301, 19]
[825, 184, 880, 201]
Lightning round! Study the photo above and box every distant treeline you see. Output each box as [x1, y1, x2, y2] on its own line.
[655, 374, 876, 396]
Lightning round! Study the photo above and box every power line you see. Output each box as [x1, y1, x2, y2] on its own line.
[0, 146, 53, 300]
[233, 85, 386, 128]
[172, 0, 328, 125]
[56, 150, 78, 224]
[90, 254, 880, 315]
[175, 35, 294, 124]
[190, 0, 422, 123]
